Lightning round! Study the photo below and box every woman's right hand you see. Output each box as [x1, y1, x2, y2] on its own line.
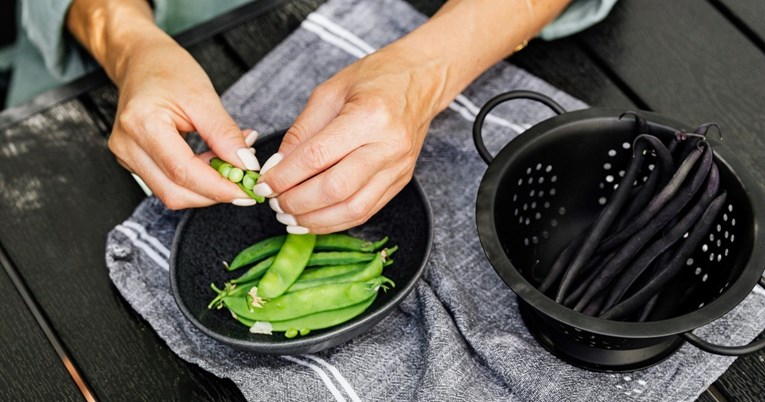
[68, 0, 260, 209]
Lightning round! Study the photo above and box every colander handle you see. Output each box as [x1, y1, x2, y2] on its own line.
[679, 276, 765, 356]
[473, 90, 566, 164]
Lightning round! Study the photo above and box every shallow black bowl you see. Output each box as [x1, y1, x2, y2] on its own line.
[169, 131, 433, 354]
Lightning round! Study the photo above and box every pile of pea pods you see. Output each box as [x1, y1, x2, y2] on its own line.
[208, 233, 396, 338]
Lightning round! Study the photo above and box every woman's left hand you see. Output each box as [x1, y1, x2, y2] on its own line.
[252, 45, 448, 234]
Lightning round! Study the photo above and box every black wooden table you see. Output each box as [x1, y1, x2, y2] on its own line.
[1, 1, 763, 400]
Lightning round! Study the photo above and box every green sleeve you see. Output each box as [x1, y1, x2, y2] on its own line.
[539, 0, 619, 41]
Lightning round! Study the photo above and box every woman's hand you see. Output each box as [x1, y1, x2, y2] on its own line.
[67, 0, 260, 209]
[252, 45, 448, 234]
[108, 36, 260, 209]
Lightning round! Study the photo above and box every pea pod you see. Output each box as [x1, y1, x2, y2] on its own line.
[315, 234, 388, 253]
[307, 246, 398, 267]
[230, 256, 275, 284]
[247, 294, 378, 335]
[227, 234, 390, 271]
[288, 252, 384, 292]
[224, 276, 393, 321]
[299, 262, 368, 281]
[227, 236, 287, 271]
[257, 234, 317, 299]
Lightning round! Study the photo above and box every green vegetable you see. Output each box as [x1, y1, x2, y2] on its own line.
[257, 234, 317, 299]
[287, 251, 385, 292]
[226, 235, 286, 271]
[248, 295, 378, 335]
[223, 277, 393, 322]
[210, 157, 264, 203]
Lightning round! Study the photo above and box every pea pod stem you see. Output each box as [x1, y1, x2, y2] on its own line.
[573, 147, 714, 312]
[598, 163, 720, 313]
[555, 135, 652, 302]
[600, 191, 728, 320]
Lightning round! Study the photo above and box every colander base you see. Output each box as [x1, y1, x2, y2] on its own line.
[519, 301, 685, 372]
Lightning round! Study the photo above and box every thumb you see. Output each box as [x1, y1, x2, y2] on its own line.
[189, 97, 260, 171]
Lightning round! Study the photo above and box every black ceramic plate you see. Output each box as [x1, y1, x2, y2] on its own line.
[170, 131, 433, 354]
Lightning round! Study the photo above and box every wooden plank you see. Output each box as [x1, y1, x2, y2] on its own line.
[577, 0, 765, 185]
[0, 267, 82, 400]
[510, 37, 637, 109]
[0, 100, 244, 401]
[714, 0, 765, 48]
[576, 2, 765, 400]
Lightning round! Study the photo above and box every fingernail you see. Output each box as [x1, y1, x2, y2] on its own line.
[232, 198, 257, 206]
[286, 225, 310, 234]
[236, 148, 261, 171]
[276, 212, 298, 226]
[245, 130, 259, 146]
[253, 182, 273, 197]
[249, 147, 256, 154]
[269, 198, 284, 213]
[260, 152, 283, 174]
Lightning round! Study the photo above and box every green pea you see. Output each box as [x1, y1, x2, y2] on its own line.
[248, 295, 377, 334]
[210, 157, 225, 171]
[237, 183, 265, 203]
[228, 167, 244, 183]
[242, 175, 257, 190]
[314, 234, 389, 252]
[226, 235, 287, 271]
[287, 252, 384, 293]
[224, 276, 393, 322]
[285, 328, 299, 338]
[257, 234, 317, 299]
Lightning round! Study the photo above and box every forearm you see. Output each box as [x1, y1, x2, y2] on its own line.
[390, 0, 571, 116]
[66, 0, 173, 86]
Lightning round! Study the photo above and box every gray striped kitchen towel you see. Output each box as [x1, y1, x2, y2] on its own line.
[106, 0, 765, 400]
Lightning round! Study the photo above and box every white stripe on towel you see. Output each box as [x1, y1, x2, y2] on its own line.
[281, 356, 347, 402]
[304, 355, 361, 402]
[122, 221, 171, 258]
[113, 226, 169, 271]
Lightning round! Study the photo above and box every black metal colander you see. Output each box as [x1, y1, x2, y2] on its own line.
[473, 90, 765, 371]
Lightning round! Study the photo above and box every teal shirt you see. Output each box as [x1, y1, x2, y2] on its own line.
[6, 0, 617, 107]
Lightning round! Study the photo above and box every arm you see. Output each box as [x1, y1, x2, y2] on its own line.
[66, 0, 261, 208]
[255, 0, 572, 234]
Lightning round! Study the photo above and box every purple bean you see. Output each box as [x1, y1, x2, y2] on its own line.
[600, 191, 727, 320]
[612, 135, 675, 231]
[599, 162, 719, 312]
[637, 292, 660, 322]
[554, 135, 654, 302]
[538, 235, 584, 293]
[597, 147, 704, 253]
[562, 252, 611, 307]
[574, 147, 714, 312]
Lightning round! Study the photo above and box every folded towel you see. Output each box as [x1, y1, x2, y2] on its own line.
[106, 0, 765, 400]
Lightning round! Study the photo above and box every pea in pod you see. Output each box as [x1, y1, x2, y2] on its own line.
[223, 276, 394, 322]
[210, 157, 265, 203]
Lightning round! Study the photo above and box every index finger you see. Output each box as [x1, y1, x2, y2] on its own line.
[254, 113, 366, 198]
